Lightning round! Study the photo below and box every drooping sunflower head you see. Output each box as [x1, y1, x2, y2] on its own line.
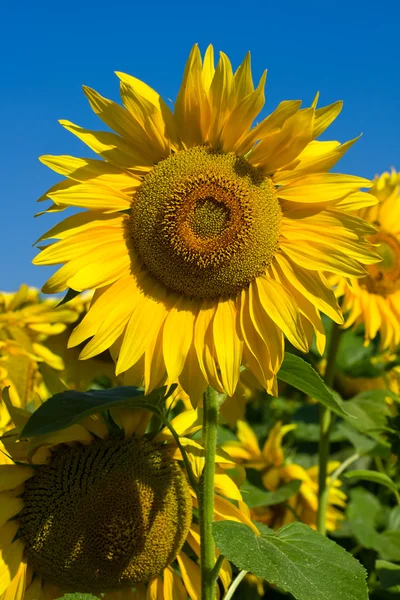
[34, 45, 378, 401]
[0, 402, 195, 597]
[340, 168, 400, 348]
[0, 395, 246, 598]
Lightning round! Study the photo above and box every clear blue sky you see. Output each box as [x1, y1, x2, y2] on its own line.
[2, 0, 399, 291]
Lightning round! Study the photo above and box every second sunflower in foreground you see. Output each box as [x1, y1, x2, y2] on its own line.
[34, 44, 378, 401]
[0, 395, 254, 599]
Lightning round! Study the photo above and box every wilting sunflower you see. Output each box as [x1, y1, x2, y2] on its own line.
[222, 420, 346, 531]
[34, 45, 377, 401]
[338, 169, 400, 349]
[0, 286, 78, 432]
[0, 399, 255, 598]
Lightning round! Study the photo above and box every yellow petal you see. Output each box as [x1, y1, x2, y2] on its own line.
[59, 120, 152, 173]
[275, 253, 343, 323]
[0, 495, 23, 529]
[82, 85, 163, 162]
[117, 285, 168, 375]
[281, 242, 367, 277]
[214, 473, 242, 500]
[174, 45, 210, 147]
[236, 99, 301, 155]
[213, 494, 259, 534]
[233, 52, 254, 101]
[146, 576, 164, 600]
[255, 275, 309, 352]
[0, 539, 24, 596]
[236, 420, 261, 457]
[176, 553, 201, 600]
[313, 101, 342, 138]
[26, 425, 93, 463]
[164, 567, 187, 600]
[202, 45, 215, 92]
[163, 297, 196, 384]
[278, 173, 372, 203]
[68, 274, 134, 346]
[208, 52, 235, 147]
[0, 557, 27, 600]
[116, 70, 179, 151]
[212, 299, 243, 396]
[39, 154, 141, 191]
[47, 183, 131, 212]
[249, 108, 314, 172]
[0, 466, 34, 493]
[153, 409, 199, 442]
[221, 70, 267, 152]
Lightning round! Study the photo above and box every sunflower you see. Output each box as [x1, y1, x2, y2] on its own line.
[0, 286, 78, 432]
[0, 397, 256, 598]
[34, 45, 377, 401]
[222, 420, 346, 531]
[339, 169, 400, 349]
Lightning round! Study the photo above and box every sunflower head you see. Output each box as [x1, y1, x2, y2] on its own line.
[34, 45, 378, 399]
[0, 285, 79, 432]
[19, 436, 191, 592]
[340, 168, 400, 349]
[0, 401, 201, 596]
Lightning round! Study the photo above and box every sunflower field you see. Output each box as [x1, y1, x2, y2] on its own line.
[1, 42, 400, 600]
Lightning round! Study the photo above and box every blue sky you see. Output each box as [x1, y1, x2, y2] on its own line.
[2, 0, 399, 291]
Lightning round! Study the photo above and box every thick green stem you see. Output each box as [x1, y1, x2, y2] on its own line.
[199, 386, 220, 600]
[317, 321, 342, 534]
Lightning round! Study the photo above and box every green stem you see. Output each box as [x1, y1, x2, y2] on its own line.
[199, 386, 220, 600]
[317, 321, 342, 535]
[209, 554, 225, 584]
[223, 570, 248, 600]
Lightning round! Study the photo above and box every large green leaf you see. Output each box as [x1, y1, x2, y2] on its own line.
[376, 560, 400, 591]
[241, 480, 302, 508]
[21, 385, 175, 437]
[278, 353, 349, 417]
[213, 521, 368, 600]
[344, 469, 399, 496]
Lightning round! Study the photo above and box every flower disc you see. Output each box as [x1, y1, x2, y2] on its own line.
[129, 146, 282, 298]
[19, 437, 192, 592]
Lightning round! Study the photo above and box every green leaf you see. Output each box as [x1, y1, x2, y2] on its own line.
[344, 469, 399, 496]
[376, 560, 400, 590]
[388, 506, 400, 531]
[336, 329, 380, 377]
[56, 595, 98, 600]
[343, 392, 392, 441]
[347, 487, 382, 548]
[278, 353, 350, 417]
[213, 521, 368, 600]
[21, 385, 175, 437]
[241, 480, 302, 508]
[379, 532, 400, 562]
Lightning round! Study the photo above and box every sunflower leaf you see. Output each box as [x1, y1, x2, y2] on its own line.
[20, 385, 176, 437]
[213, 521, 368, 600]
[56, 595, 98, 600]
[344, 469, 399, 496]
[376, 560, 400, 590]
[278, 353, 350, 417]
[241, 479, 302, 508]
